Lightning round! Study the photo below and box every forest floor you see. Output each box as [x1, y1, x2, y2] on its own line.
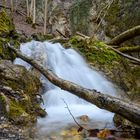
[0, 0, 44, 36]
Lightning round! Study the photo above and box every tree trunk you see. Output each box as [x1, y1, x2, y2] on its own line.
[32, 0, 36, 26]
[7, 45, 140, 126]
[26, 0, 29, 17]
[10, 0, 14, 12]
[44, 0, 48, 35]
[108, 25, 140, 45]
[30, 0, 33, 20]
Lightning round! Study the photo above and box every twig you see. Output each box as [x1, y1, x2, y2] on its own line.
[56, 29, 67, 38]
[62, 98, 89, 131]
[76, 32, 90, 39]
[106, 45, 140, 64]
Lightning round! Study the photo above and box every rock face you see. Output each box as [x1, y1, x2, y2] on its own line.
[69, 0, 140, 43]
[0, 60, 46, 125]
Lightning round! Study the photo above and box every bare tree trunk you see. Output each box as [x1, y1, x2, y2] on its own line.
[44, 0, 48, 35]
[30, 0, 33, 19]
[7, 45, 140, 126]
[108, 25, 140, 45]
[10, 0, 14, 12]
[32, 0, 36, 27]
[14, 0, 18, 11]
[26, 0, 29, 17]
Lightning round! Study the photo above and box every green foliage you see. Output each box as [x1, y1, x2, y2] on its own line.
[0, 10, 20, 61]
[0, 10, 14, 36]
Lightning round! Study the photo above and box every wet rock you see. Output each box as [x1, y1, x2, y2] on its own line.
[77, 115, 90, 122]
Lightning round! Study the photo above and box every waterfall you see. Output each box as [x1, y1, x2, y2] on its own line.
[15, 40, 118, 136]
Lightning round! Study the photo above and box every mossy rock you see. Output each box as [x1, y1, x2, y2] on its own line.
[0, 10, 20, 61]
[9, 100, 36, 125]
[0, 10, 14, 37]
[0, 60, 46, 125]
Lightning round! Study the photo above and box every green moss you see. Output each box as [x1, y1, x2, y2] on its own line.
[68, 36, 138, 97]
[9, 100, 25, 117]
[0, 10, 14, 36]
[0, 10, 19, 61]
[69, 36, 121, 68]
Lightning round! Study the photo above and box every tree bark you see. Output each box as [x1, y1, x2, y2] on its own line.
[32, 0, 36, 25]
[118, 46, 140, 53]
[7, 45, 140, 125]
[26, 0, 29, 17]
[108, 25, 140, 45]
[43, 0, 48, 35]
[10, 0, 14, 12]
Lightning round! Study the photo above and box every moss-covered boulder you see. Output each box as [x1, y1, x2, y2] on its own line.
[0, 10, 14, 36]
[0, 60, 46, 125]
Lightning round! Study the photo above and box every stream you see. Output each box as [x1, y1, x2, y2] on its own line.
[14, 41, 122, 140]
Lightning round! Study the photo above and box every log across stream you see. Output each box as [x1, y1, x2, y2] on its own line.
[13, 41, 127, 139]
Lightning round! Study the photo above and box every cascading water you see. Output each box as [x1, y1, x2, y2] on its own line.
[15, 40, 119, 138]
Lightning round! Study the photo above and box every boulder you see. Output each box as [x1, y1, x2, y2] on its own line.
[0, 60, 46, 125]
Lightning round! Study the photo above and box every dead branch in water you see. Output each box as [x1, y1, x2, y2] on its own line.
[62, 98, 88, 131]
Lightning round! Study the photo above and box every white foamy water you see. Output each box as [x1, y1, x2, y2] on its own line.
[14, 40, 118, 138]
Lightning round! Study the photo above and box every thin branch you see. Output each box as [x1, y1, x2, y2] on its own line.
[56, 29, 67, 38]
[62, 98, 89, 131]
[106, 45, 140, 64]
[76, 32, 90, 39]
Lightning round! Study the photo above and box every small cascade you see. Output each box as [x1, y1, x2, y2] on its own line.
[15, 40, 118, 138]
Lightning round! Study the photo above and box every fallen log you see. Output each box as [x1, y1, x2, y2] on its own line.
[7, 44, 140, 125]
[108, 25, 140, 45]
